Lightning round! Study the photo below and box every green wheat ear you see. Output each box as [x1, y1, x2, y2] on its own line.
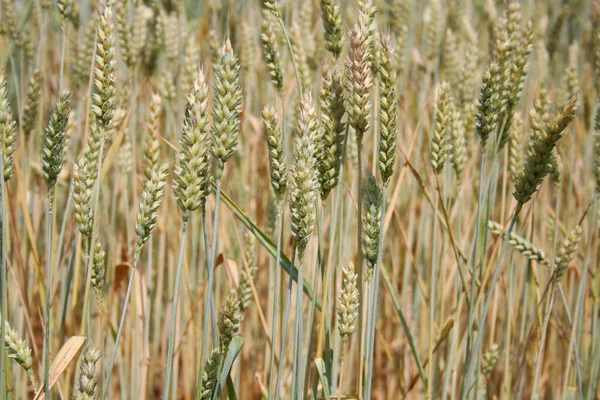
[338, 262, 359, 339]
[42, 89, 72, 194]
[362, 174, 383, 281]
[0, 71, 18, 182]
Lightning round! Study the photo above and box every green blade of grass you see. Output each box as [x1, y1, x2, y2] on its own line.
[219, 188, 322, 310]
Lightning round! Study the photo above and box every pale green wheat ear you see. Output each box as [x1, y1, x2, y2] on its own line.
[513, 95, 578, 204]
[337, 262, 359, 339]
[475, 62, 501, 149]
[554, 225, 582, 282]
[135, 162, 169, 262]
[91, 237, 106, 313]
[290, 93, 319, 258]
[344, 23, 373, 143]
[238, 20, 256, 74]
[378, 34, 398, 187]
[262, 105, 288, 203]
[42, 89, 72, 195]
[238, 231, 257, 315]
[56, 0, 72, 29]
[218, 288, 242, 353]
[212, 38, 242, 177]
[73, 346, 102, 400]
[317, 66, 345, 201]
[488, 220, 549, 266]
[362, 174, 383, 281]
[450, 108, 467, 187]
[22, 69, 41, 136]
[2, 319, 36, 390]
[198, 349, 221, 400]
[431, 82, 453, 174]
[358, 0, 378, 73]
[174, 73, 212, 220]
[143, 93, 163, 180]
[0, 71, 18, 182]
[92, 6, 117, 132]
[260, 10, 284, 94]
[319, 0, 344, 59]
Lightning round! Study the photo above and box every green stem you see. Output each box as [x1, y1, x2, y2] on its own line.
[363, 188, 387, 400]
[163, 220, 189, 399]
[274, 245, 297, 400]
[268, 209, 284, 400]
[44, 190, 54, 399]
[0, 155, 7, 400]
[428, 187, 440, 398]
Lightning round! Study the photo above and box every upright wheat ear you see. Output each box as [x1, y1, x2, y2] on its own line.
[263, 105, 288, 203]
[42, 89, 72, 195]
[218, 289, 242, 353]
[378, 34, 398, 187]
[261, 10, 284, 93]
[362, 174, 383, 280]
[554, 225, 582, 282]
[338, 262, 359, 338]
[0, 71, 17, 181]
[73, 347, 102, 400]
[431, 82, 453, 174]
[135, 162, 169, 262]
[198, 349, 221, 400]
[344, 23, 373, 143]
[319, 0, 344, 58]
[92, 6, 117, 132]
[22, 69, 41, 136]
[212, 39, 242, 177]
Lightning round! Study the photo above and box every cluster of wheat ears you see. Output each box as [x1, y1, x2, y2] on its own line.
[0, 0, 599, 398]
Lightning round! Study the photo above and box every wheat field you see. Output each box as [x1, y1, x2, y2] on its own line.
[0, 0, 599, 398]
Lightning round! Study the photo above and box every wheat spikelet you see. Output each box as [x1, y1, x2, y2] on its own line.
[22, 69, 41, 136]
[378, 35, 398, 187]
[238, 231, 257, 314]
[488, 220, 549, 265]
[198, 349, 221, 399]
[91, 238, 106, 312]
[218, 289, 242, 353]
[431, 82, 453, 174]
[42, 89, 72, 193]
[2, 319, 36, 390]
[337, 262, 359, 338]
[73, 347, 102, 400]
[262, 105, 288, 203]
[0, 71, 17, 182]
[362, 174, 382, 280]
[92, 6, 117, 131]
[319, 0, 344, 58]
[143, 93, 162, 180]
[554, 225, 582, 282]
[260, 10, 284, 94]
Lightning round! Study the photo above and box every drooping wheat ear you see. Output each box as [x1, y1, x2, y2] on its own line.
[475, 62, 501, 149]
[481, 343, 499, 377]
[92, 6, 117, 132]
[262, 105, 288, 203]
[423, 0, 441, 63]
[317, 67, 345, 201]
[22, 69, 41, 136]
[337, 262, 359, 338]
[344, 23, 373, 143]
[513, 95, 578, 204]
[358, 0, 378, 73]
[554, 225, 582, 282]
[73, 347, 102, 400]
[134, 162, 169, 262]
[431, 82, 453, 174]
[143, 93, 163, 180]
[488, 220, 549, 266]
[459, 35, 479, 107]
[260, 10, 284, 94]
[450, 109, 467, 186]
[378, 35, 398, 187]
[42, 89, 72, 195]
[183, 33, 201, 93]
[442, 29, 459, 87]
[198, 349, 221, 400]
[212, 39, 242, 177]
[239, 20, 256, 73]
[239, 231, 257, 314]
[290, 19, 312, 90]
[2, 319, 36, 390]
[91, 237, 106, 313]
[174, 74, 212, 220]
[218, 288, 242, 353]
[508, 112, 523, 184]
[0, 71, 17, 182]
[319, 0, 344, 58]
[362, 174, 383, 281]
[290, 93, 319, 258]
